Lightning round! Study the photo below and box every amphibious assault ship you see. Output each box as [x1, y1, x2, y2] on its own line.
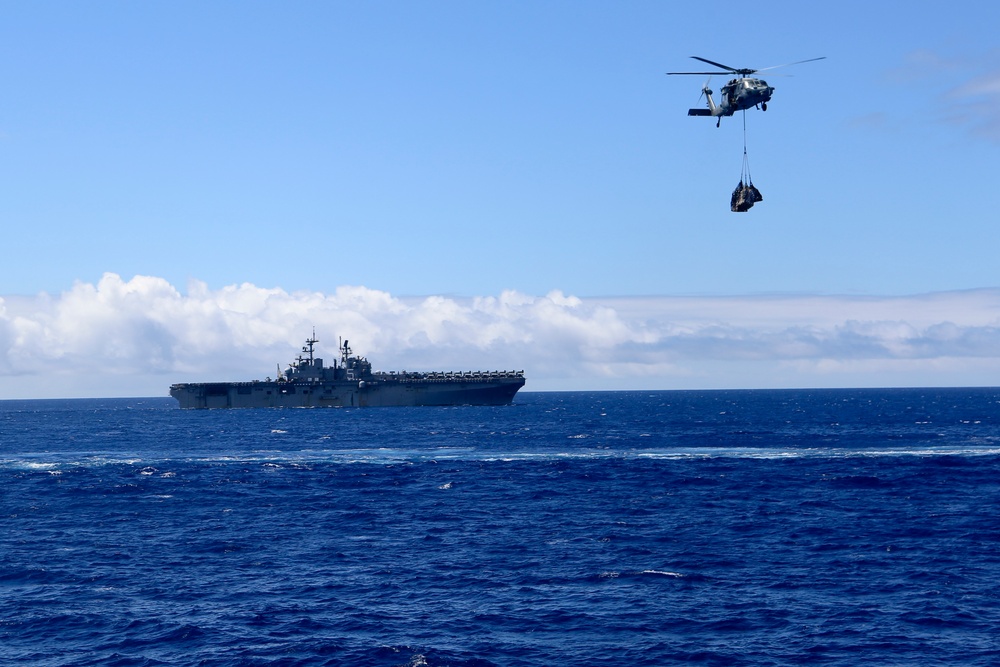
[169, 335, 525, 408]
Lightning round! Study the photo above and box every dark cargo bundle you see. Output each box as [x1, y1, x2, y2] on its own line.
[731, 122, 762, 211]
[731, 180, 763, 212]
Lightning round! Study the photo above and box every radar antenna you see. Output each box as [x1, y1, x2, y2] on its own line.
[303, 328, 318, 363]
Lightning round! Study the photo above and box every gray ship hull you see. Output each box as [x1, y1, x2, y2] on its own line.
[170, 334, 525, 409]
[170, 375, 524, 409]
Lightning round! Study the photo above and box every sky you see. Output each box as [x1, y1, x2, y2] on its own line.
[2, 1, 1000, 398]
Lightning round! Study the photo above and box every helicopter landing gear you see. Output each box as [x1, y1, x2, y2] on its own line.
[716, 118, 721, 128]
[762, 102, 767, 111]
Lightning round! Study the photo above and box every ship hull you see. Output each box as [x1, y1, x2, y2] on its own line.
[170, 377, 525, 409]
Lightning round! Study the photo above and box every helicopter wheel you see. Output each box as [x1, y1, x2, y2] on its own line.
[762, 102, 767, 111]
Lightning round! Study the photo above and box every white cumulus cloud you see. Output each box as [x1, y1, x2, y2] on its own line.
[3, 274, 1000, 399]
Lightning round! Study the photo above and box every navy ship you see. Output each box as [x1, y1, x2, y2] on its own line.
[169, 334, 525, 408]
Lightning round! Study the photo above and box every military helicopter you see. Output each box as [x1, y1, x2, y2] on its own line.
[667, 56, 825, 127]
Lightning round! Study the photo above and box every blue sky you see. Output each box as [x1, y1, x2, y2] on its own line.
[2, 1, 1000, 397]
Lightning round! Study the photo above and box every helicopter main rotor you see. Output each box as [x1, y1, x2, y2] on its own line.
[667, 55, 826, 77]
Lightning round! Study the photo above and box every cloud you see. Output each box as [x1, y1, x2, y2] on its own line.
[941, 67, 1000, 140]
[882, 49, 1000, 142]
[3, 274, 1000, 398]
[883, 49, 962, 84]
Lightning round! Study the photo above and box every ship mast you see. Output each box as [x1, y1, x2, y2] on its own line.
[340, 336, 352, 365]
[303, 328, 318, 364]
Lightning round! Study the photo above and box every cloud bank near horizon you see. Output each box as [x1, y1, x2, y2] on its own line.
[3, 273, 1000, 399]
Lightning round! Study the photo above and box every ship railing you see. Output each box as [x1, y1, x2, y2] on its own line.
[372, 370, 524, 383]
[181, 380, 270, 389]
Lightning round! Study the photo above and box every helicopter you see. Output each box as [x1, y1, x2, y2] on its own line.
[667, 56, 825, 127]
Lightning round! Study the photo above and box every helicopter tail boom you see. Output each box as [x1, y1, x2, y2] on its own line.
[688, 83, 721, 119]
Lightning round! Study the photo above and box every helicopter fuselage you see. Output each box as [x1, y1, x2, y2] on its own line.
[686, 77, 775, 126]
[719, 77, 774, 114]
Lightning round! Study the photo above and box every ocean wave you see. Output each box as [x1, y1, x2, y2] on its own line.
[4, 445, 1000, 471]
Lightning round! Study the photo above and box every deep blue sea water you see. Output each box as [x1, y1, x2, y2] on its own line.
[3, 388, 1000, 666]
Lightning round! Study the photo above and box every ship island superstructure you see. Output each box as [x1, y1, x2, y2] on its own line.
[169, 334, 525, 408]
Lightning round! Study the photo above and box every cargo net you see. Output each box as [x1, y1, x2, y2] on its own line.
[731, 111, 763, 212]
[731, 156, 763, 212]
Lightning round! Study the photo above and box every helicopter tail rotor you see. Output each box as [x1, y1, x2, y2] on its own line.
[688, 78, 717, 117]
[698, 77, 713, 102]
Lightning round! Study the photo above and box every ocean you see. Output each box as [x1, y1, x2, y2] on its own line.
[3, 388, 1000, 666]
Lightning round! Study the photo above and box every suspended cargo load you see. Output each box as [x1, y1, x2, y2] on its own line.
[731, 180, 763, 212]
[731, 125, 762, 211]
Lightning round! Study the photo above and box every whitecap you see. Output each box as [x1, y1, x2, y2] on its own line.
[24, 462, 60, 470]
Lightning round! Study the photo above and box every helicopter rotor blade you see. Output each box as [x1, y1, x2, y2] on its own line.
[668, 56, 826, 78]
[755, 56, 826, 73]
[689, 56, 743, 73]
